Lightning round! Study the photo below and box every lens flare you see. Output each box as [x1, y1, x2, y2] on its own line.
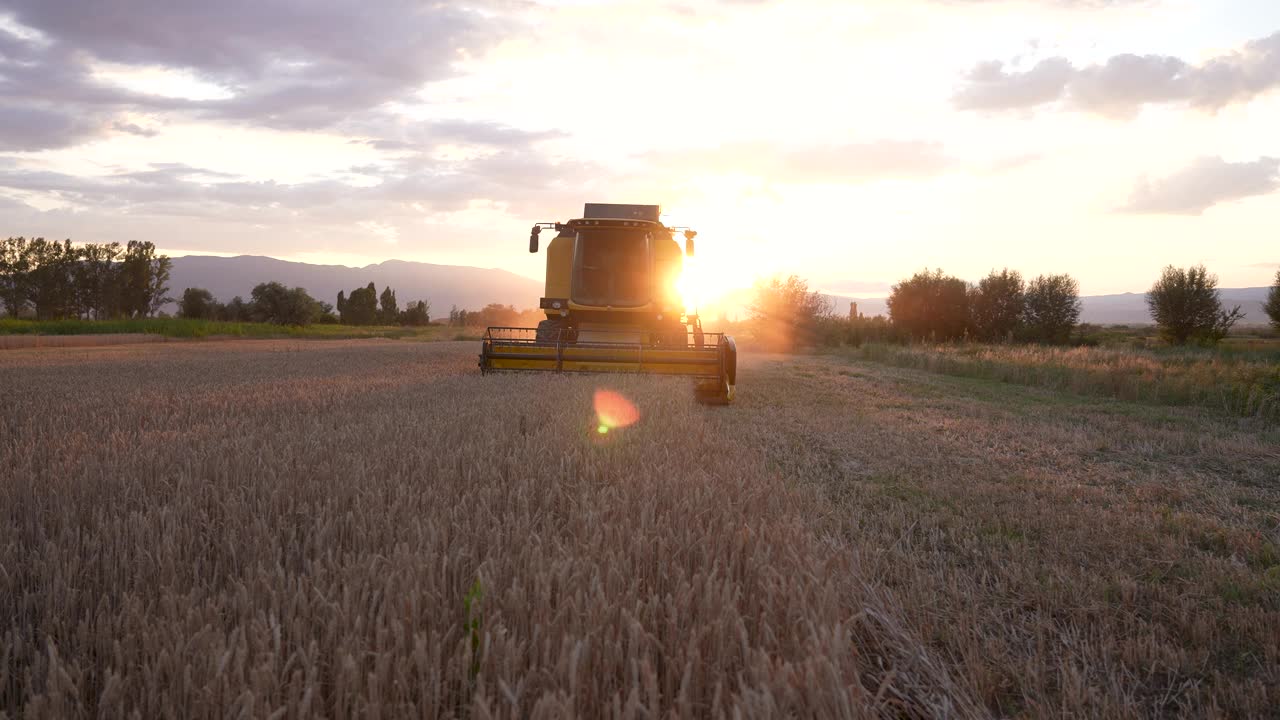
[594, 389, 639, 431]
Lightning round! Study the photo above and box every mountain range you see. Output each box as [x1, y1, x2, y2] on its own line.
[168, 255, 1273, 326]
[168, 255, 542, 315]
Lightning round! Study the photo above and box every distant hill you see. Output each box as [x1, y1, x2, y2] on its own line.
[167, 255, 543, 313]
[1077, 288, 1271, 325]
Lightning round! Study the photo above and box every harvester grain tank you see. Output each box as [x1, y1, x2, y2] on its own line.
[478, 203, 737, 404]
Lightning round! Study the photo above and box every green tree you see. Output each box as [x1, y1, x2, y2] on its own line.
[336, 290, 347, 317]
[1264, 271, 1280, 332]
[27, 238, 78, 320]
[249, 282, 323, 325]
[400, 300, 430, 326]
[118, 241, 172, 318]
[1146, 265, 1243, 345]
[178, 288, 218, 320]
[219, 296, 251, 322]
[749, 275, 833, 351]
[969, 268, 1025, 342]
[379, 285, 398, 324]
[73, 242, 123, 319]
[1023, 274, 1081, 344]
[342, 283, 379, 325]
[886, 268, 969, 341]
[0, 237, 33, 318]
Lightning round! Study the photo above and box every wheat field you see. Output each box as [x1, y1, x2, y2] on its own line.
[2, 340, 1277, 718]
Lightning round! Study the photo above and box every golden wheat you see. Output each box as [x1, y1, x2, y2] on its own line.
[0, 341, 971, 719]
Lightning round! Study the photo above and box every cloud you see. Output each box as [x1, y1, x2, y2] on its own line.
[0, 104, 106, 151]
[645, 140, 953, 183]
[0, 137, 601, 224]
[1121, 157, 1280, 215]
[954, 30, 1280, 117]
[0, 1, 517, 134]
[352, 120, 567, 153]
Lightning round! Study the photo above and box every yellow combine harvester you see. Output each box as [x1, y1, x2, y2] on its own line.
[479, 203, 737, 404]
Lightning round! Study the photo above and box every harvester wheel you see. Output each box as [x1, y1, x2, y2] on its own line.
[694, 335, 737, 405]
[536, 319, 576, 344]
[695, 379, 734, 405]
[656, 321, 689, 347]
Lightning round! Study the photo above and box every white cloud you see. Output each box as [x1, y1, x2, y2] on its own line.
[954, 31, 1280, 117]
[1122, 157, 1280, 215]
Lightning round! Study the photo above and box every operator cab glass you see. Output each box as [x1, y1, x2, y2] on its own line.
[571, 228, 652, 307]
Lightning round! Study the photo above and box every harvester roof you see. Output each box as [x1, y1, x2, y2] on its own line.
[582, 203, 661, 223]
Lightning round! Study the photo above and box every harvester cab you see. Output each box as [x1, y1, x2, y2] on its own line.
[479, 203, 737, 404]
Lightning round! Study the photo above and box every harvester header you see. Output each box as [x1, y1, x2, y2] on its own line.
[481, 203, 736, 404]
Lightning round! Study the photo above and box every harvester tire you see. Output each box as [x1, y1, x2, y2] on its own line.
[536, 319, 575, 344]
[656, 321, 689, 347]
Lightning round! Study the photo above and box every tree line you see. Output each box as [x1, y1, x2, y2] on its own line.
[180, 282, 431, 326]
[753, 265, 1280, 351]
[447, 304, 543, 328]
[336, 283, 429, 326]
[0, 237, 172, 320]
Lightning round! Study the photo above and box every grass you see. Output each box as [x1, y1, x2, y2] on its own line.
[0, 317, 451, 340]
[845, 341, 1280, 421]
[2, 341, 1276, 716]
[741, 354, 1280, 716]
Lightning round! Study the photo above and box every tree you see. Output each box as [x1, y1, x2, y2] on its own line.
[316, 301, 339, 324]
[336, 290, 346, 317]
[969, 268, 1025, 341]
[1023, 274, 1081, 344]
[341, 283, 378, 325]
[1146, 265, 1243, 345]
[26, 238, 78, 320]
[178, 288, 218, 320]
[379, 286, 398, 324]
[73, 242, 123, 319]
[118, 241, 172, 318]
[749, 275, 833, 350]
[1264, 271, 1280, 332]
[249, 282, 323, 325]
[400, 300, 430, 326]
[886, 268, 969, 341]
[220, 296, 251, 322]
[0, 237, 33, 318]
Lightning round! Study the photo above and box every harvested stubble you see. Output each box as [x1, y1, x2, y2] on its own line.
[750, 355, 1280, 717]
[0, 341, 970, 718]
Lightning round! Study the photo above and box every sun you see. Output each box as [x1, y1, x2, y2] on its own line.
[676, 249, 760, 313]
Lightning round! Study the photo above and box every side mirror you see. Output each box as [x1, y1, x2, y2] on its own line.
[684, 230, 697, 257]
[529, 226, 541, 253]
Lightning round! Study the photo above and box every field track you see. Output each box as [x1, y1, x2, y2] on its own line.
[2, 340, 1277, 718]
[0, 333, 172, 350]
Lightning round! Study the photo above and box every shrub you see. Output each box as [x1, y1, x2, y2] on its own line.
[749, 275, 833, 351]
[1146, 265, 1243, 345]
[887, 269, 969, 341]
[178, 288, 218, 320]
[969, 269, 1025, 342]
[1023, 274, 1081, 344]
[249, 282, 324, 325]
[400, 300, 431, 326]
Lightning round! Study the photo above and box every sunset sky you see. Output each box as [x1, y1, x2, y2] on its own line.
[1, 0, 1278, 299]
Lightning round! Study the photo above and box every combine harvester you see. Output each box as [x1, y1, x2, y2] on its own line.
[479, 203, 737, 404]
